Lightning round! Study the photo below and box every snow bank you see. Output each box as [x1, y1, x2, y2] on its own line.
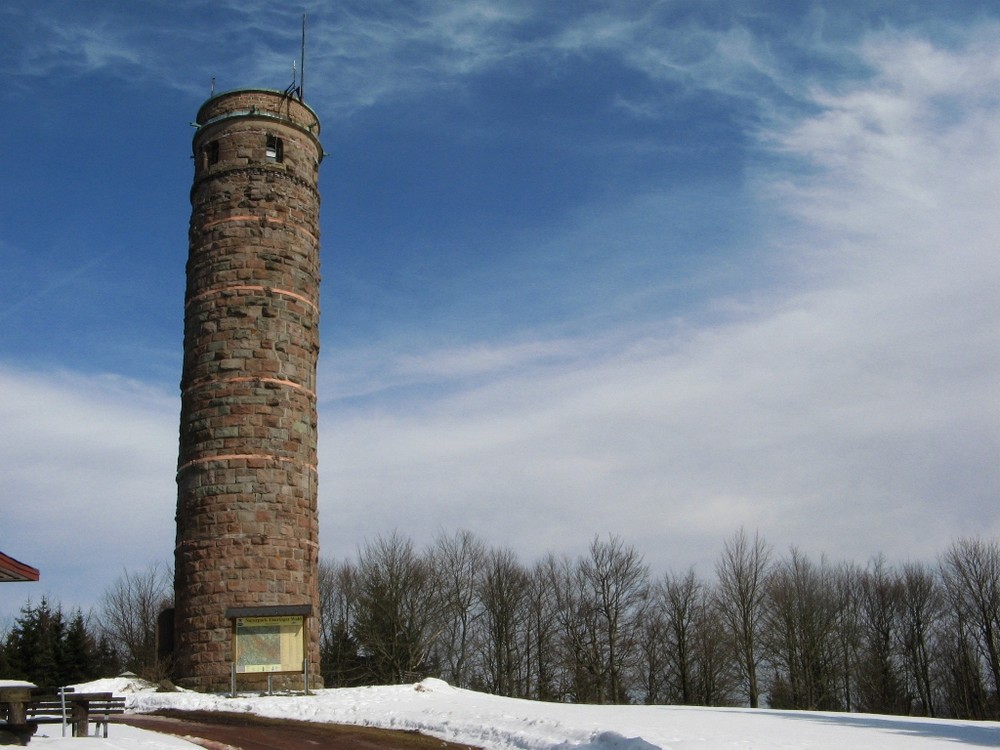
[43, 676, 1000, 750]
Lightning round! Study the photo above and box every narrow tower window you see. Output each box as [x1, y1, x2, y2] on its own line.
[203, 141, 219, 169]
[266, 135, 284, 163]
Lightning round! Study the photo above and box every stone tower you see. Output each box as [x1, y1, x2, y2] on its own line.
[173, 89, 323, 690]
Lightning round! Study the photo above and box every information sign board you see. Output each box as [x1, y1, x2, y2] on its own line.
[233, 615, 305, 674]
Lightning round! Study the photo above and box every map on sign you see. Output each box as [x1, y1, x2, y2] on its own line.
[234, 615, 304, 673]
[240, 624, 281, 666]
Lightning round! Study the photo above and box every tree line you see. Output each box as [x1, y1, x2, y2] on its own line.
[318, 530, 1000, 720]
[0, 564, 172, 688]
[1, 530, 997, 721]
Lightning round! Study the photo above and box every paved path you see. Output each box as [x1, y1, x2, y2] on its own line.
[120, 710, 481, 750]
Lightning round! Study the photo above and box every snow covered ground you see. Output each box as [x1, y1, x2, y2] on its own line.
[25, 677, 1000, 750]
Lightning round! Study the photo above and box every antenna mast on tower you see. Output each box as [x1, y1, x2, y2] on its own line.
[286, 15, 306, 101]
[300, 13, 306, 101]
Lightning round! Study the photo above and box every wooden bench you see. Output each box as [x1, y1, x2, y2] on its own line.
[27, 689, 126, 738]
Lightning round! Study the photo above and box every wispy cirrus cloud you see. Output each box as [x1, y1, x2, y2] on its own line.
[0, 3, 864, 122]
[319, 27, 1000, 571]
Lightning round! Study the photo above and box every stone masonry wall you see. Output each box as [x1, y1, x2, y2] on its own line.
[174, 90, 323, 691]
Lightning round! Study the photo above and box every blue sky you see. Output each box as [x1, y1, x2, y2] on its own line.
[1, 1, 998, 623]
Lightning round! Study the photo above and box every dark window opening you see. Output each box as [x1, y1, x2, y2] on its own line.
[266, 135, 283, 163]
[203, 141, 219, 169]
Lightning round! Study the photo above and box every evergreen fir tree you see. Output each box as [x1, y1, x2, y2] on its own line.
[4, 598, 105, 686]
[62, 610, 97, 684]
[0, 636, 9, 676]
[6, 598, 62, 685]
[94, 634, 123, 679]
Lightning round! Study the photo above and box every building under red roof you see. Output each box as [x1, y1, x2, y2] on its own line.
[0, 551, 39, 583]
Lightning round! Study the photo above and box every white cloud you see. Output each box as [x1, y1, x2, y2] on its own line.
[0, 368, 177, 619]
[551, 9, 802, 115]
[318, 29, 1000, 572]
[3, 12, 140, 80]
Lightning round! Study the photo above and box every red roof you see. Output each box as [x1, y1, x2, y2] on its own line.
[0, 551, 39, 583]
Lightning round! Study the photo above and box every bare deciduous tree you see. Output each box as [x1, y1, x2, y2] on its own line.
[831, 562, 864, 711]
[692, 580, 739, 706]
[526, 554, 563, 701]
[856, 556, 908, 715]
[635, 598, 668, 704]
[762, 548, 840, 710]
[477, 546, 529, 696]
[940, 537, 1000, 719]
[898, 561, 942, 716]
[353, 532, 441, 684]
[99, 563, 172, 680]
[577, 534, 650, 703]
[429, 529, 486, 687]
[552, 553, 601, 702]
[661, 568, 703, 705]
[318, 557, 364, 686]
[715, 528, 771, 707]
